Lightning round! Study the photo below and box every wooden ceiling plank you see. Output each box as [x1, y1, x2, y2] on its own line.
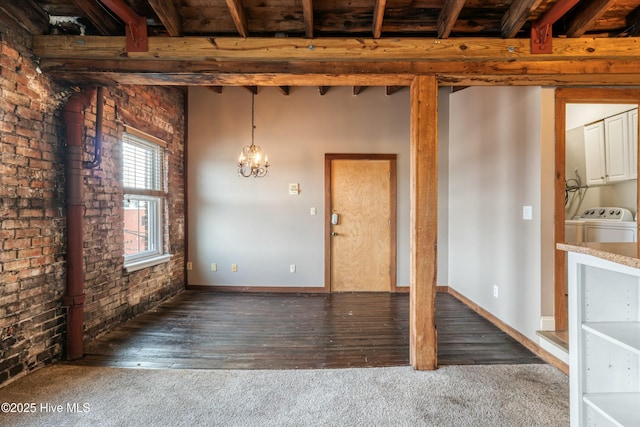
[225, 0, 249, 38]
[501, 0, 544, 38]
[567, 0, 617, 38]
[373, 0, 387, 39]
[72, 0, 122, 36]
[33, 35, 640, 62]
[302, 0, 314, 38]
[625, 6, 640, 36]
[437, 0, 466, 39]
[0, 0, 49, 34]
[147, 0, 183, 37]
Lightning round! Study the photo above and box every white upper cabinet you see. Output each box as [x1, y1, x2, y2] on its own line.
[604, 112, 630, 182]
[629, 109, 638, 180]
[584, 109, 638, 186]
[584, 121, 607, 186]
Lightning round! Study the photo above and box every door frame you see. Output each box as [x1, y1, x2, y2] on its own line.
[324, 153, 398, 292]
[554, 88, 640, 332]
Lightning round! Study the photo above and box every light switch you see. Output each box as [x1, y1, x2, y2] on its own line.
[310, 207, 317, 216]
[289, 183, 299, 195]
[523, 206, 533, 220]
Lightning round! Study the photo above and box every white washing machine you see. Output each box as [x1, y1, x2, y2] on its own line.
[568, 207, 637, 243]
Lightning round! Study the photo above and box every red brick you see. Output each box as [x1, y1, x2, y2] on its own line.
[3, 258, 30, 272]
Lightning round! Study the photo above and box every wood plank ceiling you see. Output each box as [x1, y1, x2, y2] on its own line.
[2, 0, 640, 85]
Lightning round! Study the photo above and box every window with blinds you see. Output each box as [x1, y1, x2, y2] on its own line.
[122, 131, 168, 270]
[122, 133, 163, 191]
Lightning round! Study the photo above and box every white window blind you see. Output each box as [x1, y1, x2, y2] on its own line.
[122, 132, 163, 191]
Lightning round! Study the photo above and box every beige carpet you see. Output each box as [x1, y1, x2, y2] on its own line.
[1, 364, 568, 427]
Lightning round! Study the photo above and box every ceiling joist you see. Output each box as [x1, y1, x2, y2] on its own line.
[73, 0, 122, 36]
[147, 0, 183, 37]
[372, 0, 386, 39]
[566, 0, 615, 38]
[301, 0, 313, 39]
[501, 0, 544, 38]
[0, 0, 49, 34]
[437, 0, 467, 39]
[225, 0, 249, 38]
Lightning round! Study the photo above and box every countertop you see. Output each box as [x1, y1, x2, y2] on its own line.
[557, 242, 640, 269]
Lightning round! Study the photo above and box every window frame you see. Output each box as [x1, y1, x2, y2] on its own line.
[122, 128, 171, 272]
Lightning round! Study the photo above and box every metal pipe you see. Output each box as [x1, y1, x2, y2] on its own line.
[83, 87, 104, 169]
[63, 88, 95, 360]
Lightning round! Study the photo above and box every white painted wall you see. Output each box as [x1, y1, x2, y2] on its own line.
[187, 86, 415, 288]
[448, 86, 554, 341]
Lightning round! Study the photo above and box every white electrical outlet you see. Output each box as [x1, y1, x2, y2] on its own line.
[290, 264, 296, 273]
[186, 262, 193, 271]
[211, 263, 217, 272]
[232, 264, 238, 272]
[493, 285, 499, 298]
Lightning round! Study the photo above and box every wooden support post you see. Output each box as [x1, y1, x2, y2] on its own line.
[409, 75, 438, 370]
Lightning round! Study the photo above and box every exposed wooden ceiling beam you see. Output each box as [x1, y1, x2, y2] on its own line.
[147, 0, 183, 36]
[318, 86, 330, 95]
[277, 86, 290, 95]
[501, 0, 544, 38]
[372, 0, 386, 39]
[33, 36, 640, 62]
[301, 0, 313, 38]
[0, 0, 49, 34]
[225, 0, 249, 38]
[625, 6, 640, 36]
[437, 0, 466, 39]
[566, 0, 615, 37]
[73, 0, 122, 35]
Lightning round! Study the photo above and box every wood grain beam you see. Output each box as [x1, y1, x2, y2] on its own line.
[0, 0, 49, 34]
[33, 36, 640, 63]
[437, 0, 466, 39]
[625, 6, 640, 36]
[566, 0, 615, 37]
[302, 0, 313, 38]
[72, 0, 122, 36]
[409, 75, 438, 370]
[225, 0, 249, 38]
[147, 0, 182, 36]
[372, 0, 387, 39]
[501, 0, 544, 38]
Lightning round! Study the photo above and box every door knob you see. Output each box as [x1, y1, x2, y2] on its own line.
[331, 232, 338, 236]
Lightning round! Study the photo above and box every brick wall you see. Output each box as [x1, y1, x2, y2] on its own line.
[0, 14, 185, 386]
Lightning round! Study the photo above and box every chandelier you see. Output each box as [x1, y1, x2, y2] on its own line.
[237, 92, 269, 178]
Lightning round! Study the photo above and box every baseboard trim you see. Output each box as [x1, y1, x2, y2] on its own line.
[186, 285, 326, 293]
[446, 288, 569, 375]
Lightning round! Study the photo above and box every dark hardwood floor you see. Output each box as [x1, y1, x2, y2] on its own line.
[75, 291, 543, 369]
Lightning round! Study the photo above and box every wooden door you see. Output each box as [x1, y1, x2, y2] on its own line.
[327, 156, 396, 292]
